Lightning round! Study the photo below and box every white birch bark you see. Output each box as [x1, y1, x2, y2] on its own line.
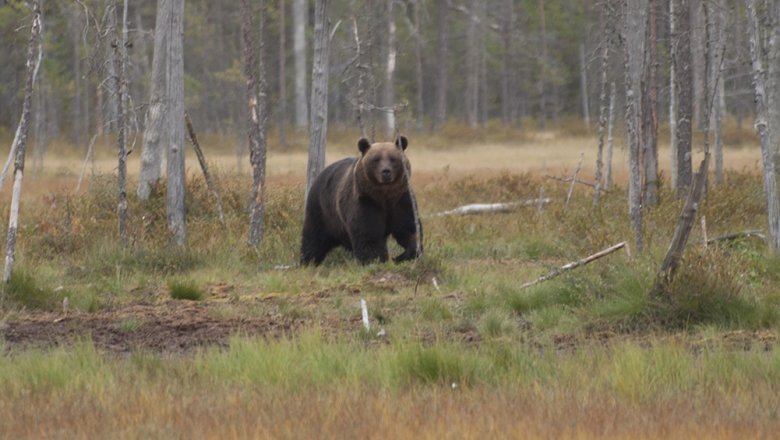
[293, 0, 308, 130]
[305, 0, 330, 198]
[4, 3, 42, 285]
[745, 0, 780, 252]
[383, 0, 396, 137]
[138, 0, 171, 200]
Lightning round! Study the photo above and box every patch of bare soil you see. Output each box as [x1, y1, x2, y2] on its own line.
[1, 300, 303, 355]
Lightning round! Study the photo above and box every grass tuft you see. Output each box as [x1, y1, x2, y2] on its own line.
[168, 279, 204, 301]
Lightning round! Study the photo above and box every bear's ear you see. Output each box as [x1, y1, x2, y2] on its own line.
[358, 138, 371, 155]
[395, 135, 408, 151]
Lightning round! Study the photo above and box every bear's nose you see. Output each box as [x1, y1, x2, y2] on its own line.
[381, 169, 392, 179]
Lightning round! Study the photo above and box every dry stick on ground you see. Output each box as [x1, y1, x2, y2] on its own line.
[700, 215, 708, 248]
[185, 112, 226, 227]
[545, 175, 606, 190]
[604, 82, 616, 190]
[537, 186, 545, 214]
[707, 230, 767, 245]
[520, 242, 627, 290]
[74, 134, 98, 195]
[3, 3, 42, 287]
[564, 152, 584, 211]
[431, 198, 552, 217]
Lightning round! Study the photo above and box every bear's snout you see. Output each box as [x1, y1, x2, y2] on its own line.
[381, 169, 393, 182]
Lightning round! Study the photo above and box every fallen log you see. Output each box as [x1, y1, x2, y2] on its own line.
[431, 198, 551, 217]
[520, 241, 627, 289]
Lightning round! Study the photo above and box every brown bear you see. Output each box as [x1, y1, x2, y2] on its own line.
[300, 136, 423, 265]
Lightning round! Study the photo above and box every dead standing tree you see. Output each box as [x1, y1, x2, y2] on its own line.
[594, 0, 614, 207]
[241, 0, 269, 248]
[138, 0, 172, 200]
[306, 0, 331, 198]
[167, 0, 187, 247]
[111, 0, 130, 246]
[621, 0, 646, 252]
[673, 0, 694, 198]
[745, 0, 780, 252]
[3, 2, 42, 286]
[642, 0, 660, 207]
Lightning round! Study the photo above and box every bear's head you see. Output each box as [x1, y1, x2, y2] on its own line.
[356, 136, 410, 190]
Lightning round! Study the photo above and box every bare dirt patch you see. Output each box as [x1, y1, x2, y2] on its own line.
[1, 300, 307, 355]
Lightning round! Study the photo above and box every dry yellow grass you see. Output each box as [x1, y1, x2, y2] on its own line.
[1, 132, 763, 200]
[1, 386, 775, 439]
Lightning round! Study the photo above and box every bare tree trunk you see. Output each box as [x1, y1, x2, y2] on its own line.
[538, 0, 548, 129]
[294, 0, 308, 131]
[167, 0, 186, 247]
[745, 0, 780, 252]
[605, 81, 616, 190]
[669, 0, 678, 189]
[383, 0, 396, 136]
[622, 0, 647, 252]
[477, 0, 487, 127]
[306, 0, 330, 198]
[711, 0, 725, 184]
[432, 0, 449, 130]
[242, 0, 269, 248]
[113, 0, 129, 246]
[642, 0, 660, 207]
[500, 0, 515, 126]
[594, 8, 613, 207]
[674, 0, 694, 197]
[69, 6, 84, 146]
[412, 0, 425, 130]
[651, 153, 710, 295]
[3, 3, 41, 286]
[465, 2, 479, 128]
[352, 17, 368, 138]
[138, 0, 171, 200]
[580, 43, 591, 129]
[279, 0, 287, 146]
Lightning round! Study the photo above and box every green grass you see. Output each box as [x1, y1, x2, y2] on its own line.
[168, 279, 204, 301]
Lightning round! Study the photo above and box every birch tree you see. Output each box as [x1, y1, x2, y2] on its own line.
[674, 0, 693, 197]
[279, 0, 287, 146]
[138, 0, 171, 200]
[305, 0, 330, 197]
[745, 0, 780, 252]
[112, 0, 129, 245]
[621, 0, 646, 252]
[294, 0, 308, 131]
[594, 1, 614, 207]
[167, 0, 186, 246]
[3, 2, 42, 285]
[383, 0, 396, 136]
[642, 0, 659, 207]
[242, 0, 269, 248]
[432, 0, 448, 131]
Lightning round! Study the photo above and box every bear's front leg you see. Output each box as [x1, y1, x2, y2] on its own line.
[350, 206, 389, 264]
[391, 192, 423, 262]
[352, 232, 389, 264]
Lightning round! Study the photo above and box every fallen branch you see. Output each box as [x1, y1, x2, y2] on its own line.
[544, 175, 605, 190]
[185, 112, 226, 227]
[707, 229, 767, 244]
[520, 241, 627, 290]
[564, 152, 585, 211]
[431, 198, 551, 217]
[74, 134, 98, 195]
